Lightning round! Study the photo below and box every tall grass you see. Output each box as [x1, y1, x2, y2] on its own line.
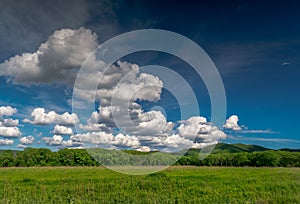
[0, 167, 299, 203]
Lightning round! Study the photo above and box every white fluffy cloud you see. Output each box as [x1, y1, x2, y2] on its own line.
[19, 136, 34, 145]
[223, 115, 242, 131]
[24, 108, 79, 126]
[53, 125, 73, 135]
[130, 110, 174, 136]
[0, 106, 17, 117]
[70, 132, 140, 148]
[88, 107, 173, 136]
[0, 27, 98, 85]
[109, 72, 163, 103]
[0, 139, 14, 145]
[150, 134, 193, 151]
[79, 122, 110, 132]
[178, 116, 207, 139]
[40, 115, 229, 151]
[69, 115, 227, 152]
[0, 118, 19, 127]
[43, 135, 81, 148]
[136, 146, 151, 152]
[178, 116, 226, 143]
[73, 60, 164, 110]
[0, 106, 21, 137]
[43, 135, 64, 146]
[42, 131, 140, 149]
[16, 144, 27, 149]
[71, 132, 113, 145]
[112, 133, 140, 148]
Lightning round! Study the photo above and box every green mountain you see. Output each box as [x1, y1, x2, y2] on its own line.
[183, 143, 271, 156]
[194, 143, 300, 154]
[212, 143, 270, 154]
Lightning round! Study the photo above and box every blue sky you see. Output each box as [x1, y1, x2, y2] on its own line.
[0, 0, 299, 150]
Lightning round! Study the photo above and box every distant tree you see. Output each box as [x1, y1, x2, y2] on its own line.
[254, 151, 280, 167]
[233, 153, 250, 166]
[0, 150, 15, 167]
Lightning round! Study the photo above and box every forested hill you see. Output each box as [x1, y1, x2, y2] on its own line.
[182, 143, 294, 156]
[0, 143, 299, 167]
[213, 143, 270, 153]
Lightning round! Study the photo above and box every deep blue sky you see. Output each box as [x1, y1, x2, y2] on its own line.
[0, 0, 299, 149]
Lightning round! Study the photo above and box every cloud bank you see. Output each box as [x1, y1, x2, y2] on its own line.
[0, 27, 230, 151]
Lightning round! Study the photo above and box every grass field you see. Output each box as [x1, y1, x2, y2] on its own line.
[0, 167, 299, 203]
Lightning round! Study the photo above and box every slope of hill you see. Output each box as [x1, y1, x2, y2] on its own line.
[182, 143, 271, 156]
[212, 143, 270, 154]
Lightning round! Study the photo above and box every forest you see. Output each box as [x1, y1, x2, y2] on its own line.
[0, 143, 299, 167]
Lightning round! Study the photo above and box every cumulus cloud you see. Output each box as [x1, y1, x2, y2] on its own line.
[40, 115, 228, 151]
[70, 132, 140, 148]
[73, 60, 163, 106]
[70, 115, 226, 152]
[79, 122, 111, 132]
[129, 110, 174, 136]
[0, 106, 17, 117]
[136, 146, 151, 152]
[134, 133, 215, 153]
[19, 136, 34, 145]
[16, 144, 27, 149]
[0, 106, 21, 137]
[43, 135, 64, 146]
[178, 116, 226, 143]
[0, 139, 14, 145]
[0, 27, 98, 85]
[53, 125, 73, 135]
[112, 133, 140, 148]
[223, 115, 242, 131]
[24, 108, 79, 126]
[42, 131, 141, 149]
[43, 134, 81, 148]
[0, 118, 19, 127]
[70, 132, 112, 145]
[156, 134, 193, 150]
[88, 107, 173, 136]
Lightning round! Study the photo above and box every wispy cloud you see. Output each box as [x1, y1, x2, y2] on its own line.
[281, 62, 290, 66]
[227, 135, 300, 143]
[239, 129, 277, 134]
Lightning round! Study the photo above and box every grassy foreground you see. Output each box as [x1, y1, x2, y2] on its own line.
[0, 167, 299, 203]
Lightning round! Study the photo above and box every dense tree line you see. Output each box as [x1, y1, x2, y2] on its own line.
[0, 148, 100, 167]
[177, 150, 300, 167]
[0, 148, 299, 167]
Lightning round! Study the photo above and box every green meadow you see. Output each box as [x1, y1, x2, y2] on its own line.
[0, 167, 299, 203]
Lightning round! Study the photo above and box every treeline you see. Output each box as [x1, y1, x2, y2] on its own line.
[177, 150, 300, 167]
[0, 148, 299, 167]
[0, 148, 100, 167]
